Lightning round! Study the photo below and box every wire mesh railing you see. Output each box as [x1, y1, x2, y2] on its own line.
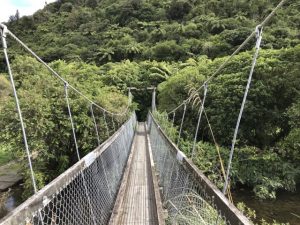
[147, 112, 251, 225]
[0, 113, 137, 225]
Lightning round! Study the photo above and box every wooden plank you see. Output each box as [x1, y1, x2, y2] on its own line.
[110, 123, 160, 225]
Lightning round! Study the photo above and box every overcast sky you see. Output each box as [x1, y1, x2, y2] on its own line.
[1, 0, 57, 22]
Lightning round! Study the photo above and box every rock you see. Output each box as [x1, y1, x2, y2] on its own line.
[0, 162, 22, 191]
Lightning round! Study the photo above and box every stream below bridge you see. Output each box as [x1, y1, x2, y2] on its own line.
[233, 185, 300, 225]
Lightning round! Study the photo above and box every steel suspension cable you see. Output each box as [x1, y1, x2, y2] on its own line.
[64, 83, 97, 225]
[191, 83, 208, 158]
[90, 104, 101, 146]
[203, 109, 233, 203]
[177, 102, 187, 145]
[111, 115, 116, 132]
[166, 0, 288, 115]
[222, 26, 263, 194]
[90, 105, 112, 200]
[64, 83, 81, 161]
[103, 111, 110, 137]
[172, 111, 176, 126]
[0, 27, 38, 194]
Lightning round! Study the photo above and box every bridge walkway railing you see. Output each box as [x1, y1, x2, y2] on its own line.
[147, 112, 251, 225]
[0, 111, 251, 225]
[0, 113, 137, 225]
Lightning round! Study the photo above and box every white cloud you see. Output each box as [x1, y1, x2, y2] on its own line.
[0, 0, 57, 23]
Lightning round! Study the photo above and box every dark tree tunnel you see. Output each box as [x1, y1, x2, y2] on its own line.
[130, 89, 153, 121]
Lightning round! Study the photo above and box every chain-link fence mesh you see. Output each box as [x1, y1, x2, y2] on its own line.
[147, 112, 250, 225]
[1, 113, 136, 225]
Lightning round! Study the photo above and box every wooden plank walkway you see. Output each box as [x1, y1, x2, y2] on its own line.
[110, 123, 159, 225]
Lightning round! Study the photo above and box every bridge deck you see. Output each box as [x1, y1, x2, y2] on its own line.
[110, 123, 158, 225]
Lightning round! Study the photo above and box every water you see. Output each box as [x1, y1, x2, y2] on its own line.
[233, 185, 300, 225]
[0, 184, 23, 219]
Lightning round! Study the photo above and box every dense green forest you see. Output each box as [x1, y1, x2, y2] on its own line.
[3, 0, 300, 64]
[0, 0, 299, 223]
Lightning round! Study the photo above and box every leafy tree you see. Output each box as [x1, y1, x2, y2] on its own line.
[167, 0, 192, 21]
[1, 0, 299, 210]
[60, 2, 73, 12]
[151, 40, 186, 61]
[0, 56, 129, 196]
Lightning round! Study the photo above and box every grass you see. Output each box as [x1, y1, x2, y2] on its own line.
[0, 145, 14, 166]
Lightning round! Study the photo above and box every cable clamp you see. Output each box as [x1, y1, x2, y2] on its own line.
[255, 25, 263, 49]
[0, 24, 8, 38]
[0, 24, 8, 49]
[64, 82, 69, 89]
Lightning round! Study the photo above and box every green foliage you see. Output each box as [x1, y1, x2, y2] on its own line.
[158, 47, 300, 148]
[233, 147, 299, 199]
[60, 2, 73, 12]
[153, 111, 178, 142]
[0, 56, 130, 197]
[0, 0, 299, 215]
[167, 1, 192, 21]
[237, 202, 256, 221]
[237, 202, 290, 225]
[0, 75, 11, 99]
[2, 0, 299, 64]
[0, 144, 14, 165]
[151, 40, 186, 61]
[277, 99, 300, 162]
[155, 46, 300, 200]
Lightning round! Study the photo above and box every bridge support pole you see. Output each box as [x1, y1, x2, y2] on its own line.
[151, 87, 156, 112]
[128, 88, 133, 105]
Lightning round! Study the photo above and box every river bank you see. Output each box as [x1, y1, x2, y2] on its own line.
[233, 185, 300, 225]
[0, 161, 22, 191]
[0, 184, 23, 219]
[0, 160, 23, 220]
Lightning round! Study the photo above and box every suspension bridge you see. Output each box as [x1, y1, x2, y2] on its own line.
[0, 0, 288, 224]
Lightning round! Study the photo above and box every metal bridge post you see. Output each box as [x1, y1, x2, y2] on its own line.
[151, 87, 156, 112]
[128, 88, 133, 105]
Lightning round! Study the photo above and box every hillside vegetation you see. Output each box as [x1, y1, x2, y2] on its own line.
[0, 0, 299, 215]
[2, 0, 299, 64]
